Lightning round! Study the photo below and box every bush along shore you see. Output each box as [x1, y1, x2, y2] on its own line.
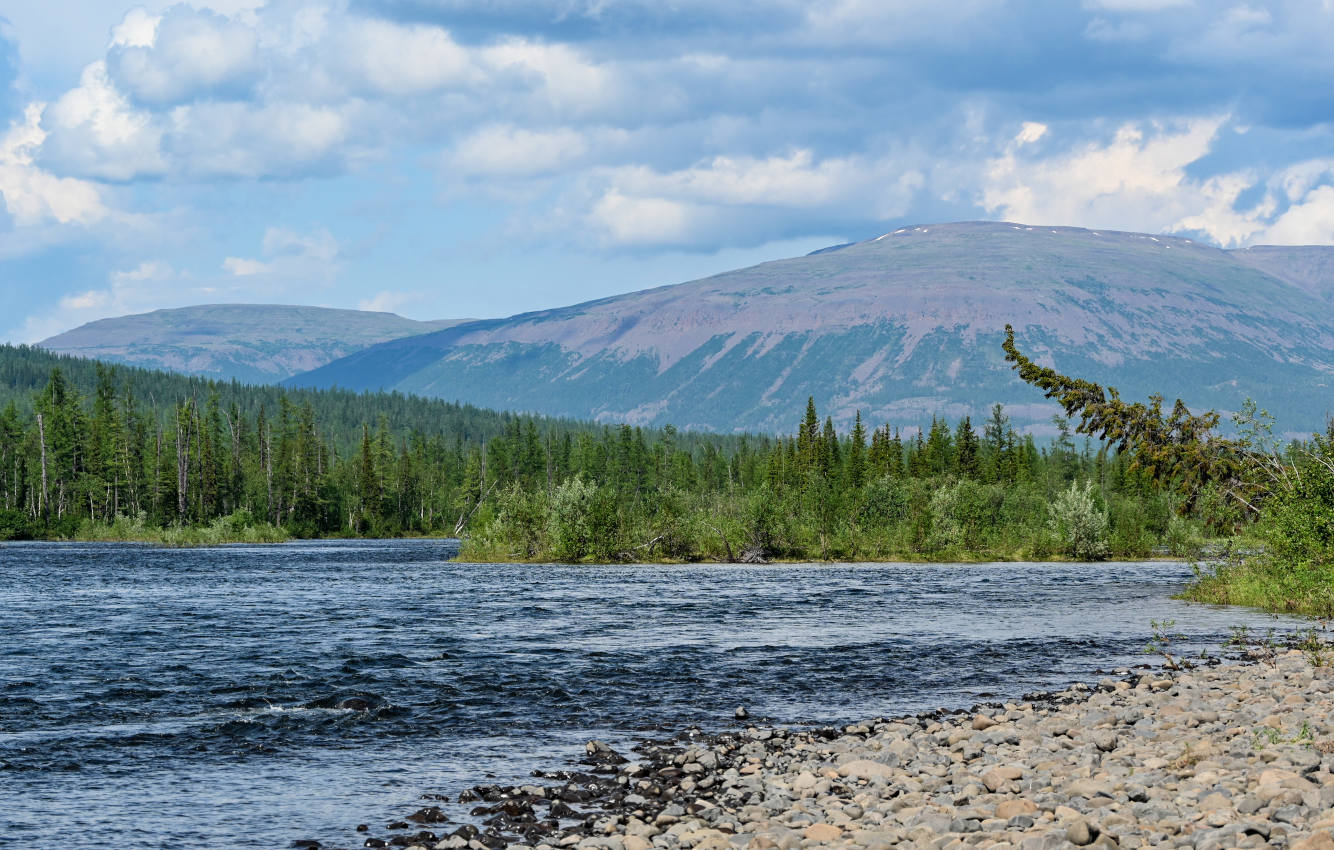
[337, 644, 1334, 850]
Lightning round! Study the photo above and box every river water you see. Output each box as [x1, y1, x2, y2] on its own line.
[0, 540, 1300, 849]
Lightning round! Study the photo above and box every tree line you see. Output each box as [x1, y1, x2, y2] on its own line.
[1, 343, 1217, 560]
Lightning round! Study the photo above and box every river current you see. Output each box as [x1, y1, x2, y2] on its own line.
[0, 540, 1298, 849]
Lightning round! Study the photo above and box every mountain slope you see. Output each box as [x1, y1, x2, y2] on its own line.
[1231, 245, 1334, 302]
[285, 222, 1334, 434]
[40, 304, 465, 384]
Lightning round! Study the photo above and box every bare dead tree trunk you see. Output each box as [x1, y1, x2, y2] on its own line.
[176, 405, 190, 521]
[36, 413, 48, 519]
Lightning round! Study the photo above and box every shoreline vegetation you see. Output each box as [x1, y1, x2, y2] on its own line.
[4, 332, 1330, 618]
[1001, 326, 1334, 619]
[351, 637, 1334, 850]
[0, 347, 1224, 562]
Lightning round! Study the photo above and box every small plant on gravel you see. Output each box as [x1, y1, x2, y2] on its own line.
[1144, 619, 1187, 664]
[1145, 619, 1179, 649]
[1295, 628, 1331, 667]
[1296, 722, 1315, 746]
[1252, 727, 1283, 750]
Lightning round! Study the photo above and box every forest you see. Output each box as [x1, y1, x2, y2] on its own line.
[0, 343, 1226, 560]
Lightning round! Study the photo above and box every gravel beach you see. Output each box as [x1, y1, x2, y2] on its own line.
[363, 647, 1334, 850]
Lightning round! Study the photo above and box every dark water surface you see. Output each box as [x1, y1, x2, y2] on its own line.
[0, 541, 1297, 849]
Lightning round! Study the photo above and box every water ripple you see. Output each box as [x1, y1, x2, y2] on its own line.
[0, 540, 1297, 849]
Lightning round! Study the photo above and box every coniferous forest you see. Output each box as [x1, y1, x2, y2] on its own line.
[0, 344, 1231, 559]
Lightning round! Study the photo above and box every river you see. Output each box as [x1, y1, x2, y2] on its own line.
[0, 540, 1297, 848]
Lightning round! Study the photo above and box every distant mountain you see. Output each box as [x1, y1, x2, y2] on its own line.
[41, 305, 466, 384]
[286, 222, 1334, 435]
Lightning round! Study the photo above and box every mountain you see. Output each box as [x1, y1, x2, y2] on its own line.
[1230, 246, 1334, 303]
[278, 222, 1328, 435]
[40, 304, 466, 384]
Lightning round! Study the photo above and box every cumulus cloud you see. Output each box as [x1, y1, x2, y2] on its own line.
[223, 226, 340, 277]
[6, 0, 1334, 339]
[585, 149, 925, 247]
[165, 100, 353, 178]
[357, 290, 426, 313]
[982, 117, 1255, 242]
[449, 125, 590, 177]
[982, 119, 1334, 247]
[0, 103, 109, 226]
[107, 7, 261, 105]
[40, 62, 166, 181]
[339, 18, 473, 95]
[110, 8, 161, 49]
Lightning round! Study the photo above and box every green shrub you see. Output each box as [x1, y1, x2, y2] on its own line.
[1048, 481, 1110, 560]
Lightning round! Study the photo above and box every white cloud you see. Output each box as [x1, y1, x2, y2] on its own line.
[165, 100, 352, 178]
[591, 190, 695, 245]
[983, 116, 1258, 241]
[223, 226, 340, 277]
[108, 6, 261, 105]
[0, 103, 109, 226]
[262, 226, 339, 264]
[450, 125, 590, 176]
[1084, 0, 1191, 10]
[110, 8, 161, 49]
[42, 62, 166, 181]
[585, 149, 924, 246]
[358, 290, 424, 313]
[981, 119, 1334, 248]
[1015, 122, 1048, 146]
[480, 39, 618, 114]
[222, 256, 270, 275]
[1260, 185, 1334, 244]
[340, 18, 474, 95]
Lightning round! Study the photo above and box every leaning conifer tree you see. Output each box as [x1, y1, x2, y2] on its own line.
[1001, 324, 1253, 513]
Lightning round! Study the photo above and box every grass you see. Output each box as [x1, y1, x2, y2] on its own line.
[70, 512, 290, 547]
[1180, 556, 1334, 619]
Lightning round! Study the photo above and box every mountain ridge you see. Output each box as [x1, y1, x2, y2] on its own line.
[287, 222, 1334, 434]
[40, 304, 467, 384]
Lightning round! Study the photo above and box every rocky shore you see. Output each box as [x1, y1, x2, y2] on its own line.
[346, 647, 1334, 850]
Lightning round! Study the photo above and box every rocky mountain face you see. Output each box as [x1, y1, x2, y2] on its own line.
[41, 304, 465, 383]
[286, 223, 1334, 435]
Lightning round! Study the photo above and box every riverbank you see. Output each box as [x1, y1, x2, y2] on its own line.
[361, 646, 1334, 850]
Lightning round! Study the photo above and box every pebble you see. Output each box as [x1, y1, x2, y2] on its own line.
[356, 648, 1334, 850]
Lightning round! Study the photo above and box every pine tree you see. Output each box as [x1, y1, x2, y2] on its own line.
[954, 416, 980, 479]
[846, 411, 867, 488]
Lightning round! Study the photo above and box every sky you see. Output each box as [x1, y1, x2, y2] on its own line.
[1, 0, 1333, 343]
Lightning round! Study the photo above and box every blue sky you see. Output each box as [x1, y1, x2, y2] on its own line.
[2, 0, 1333, 342]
